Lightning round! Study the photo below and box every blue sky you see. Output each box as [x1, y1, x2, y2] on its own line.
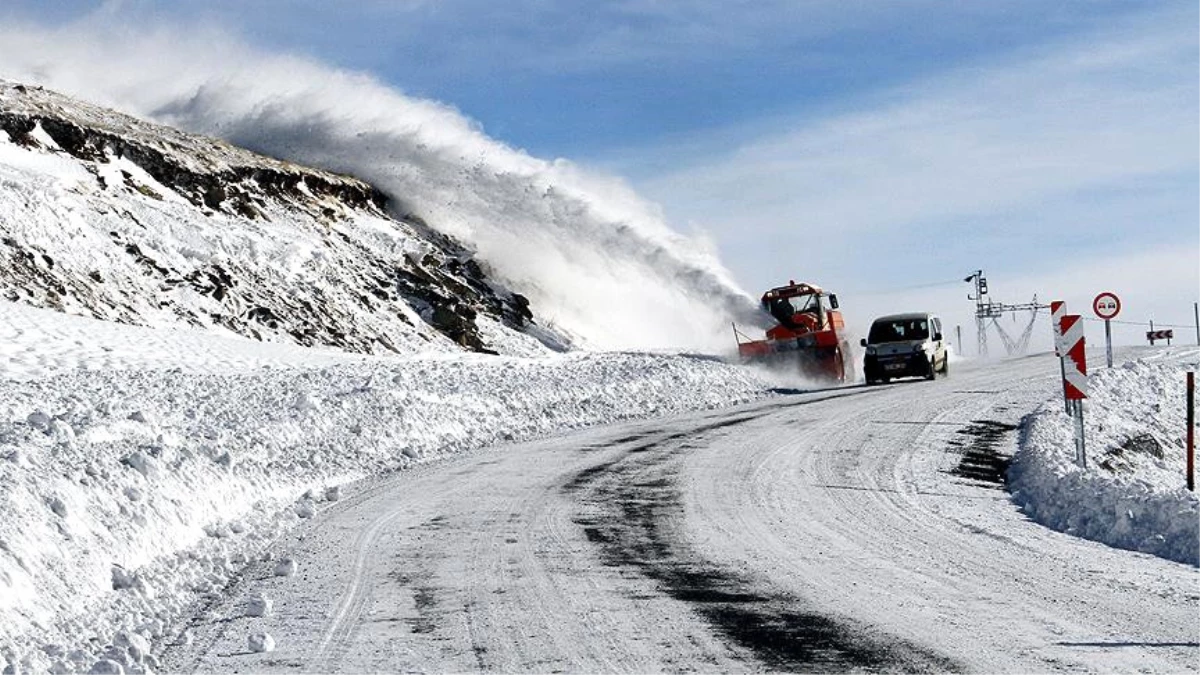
[3, 0, 1198, 347]
[1, 1, 1167, 158]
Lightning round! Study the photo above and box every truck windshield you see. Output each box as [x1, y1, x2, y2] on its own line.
[868, 318, 929, 343]
[764, 293, 819, 325]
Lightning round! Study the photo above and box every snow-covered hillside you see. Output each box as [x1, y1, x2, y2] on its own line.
[0, 80, 553, 357]
[0, 30, 763, 351]
[0, 301, 772, 673]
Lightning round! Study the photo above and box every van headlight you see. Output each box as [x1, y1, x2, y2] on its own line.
[865, 345, 877, 356]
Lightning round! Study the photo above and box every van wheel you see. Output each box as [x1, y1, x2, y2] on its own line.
[941, 353, 950, 375]
[925, 359, 936, 380]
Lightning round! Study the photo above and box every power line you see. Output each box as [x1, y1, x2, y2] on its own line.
[1010, 315, 1194, 329]
[846, 279, 964, 296]
[1081, 316, 1194, 329]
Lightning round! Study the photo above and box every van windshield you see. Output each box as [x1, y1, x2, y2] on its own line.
[868, 318, 929, 344]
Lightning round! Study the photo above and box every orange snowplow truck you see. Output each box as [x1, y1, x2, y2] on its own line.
[734, 281, 849, 382]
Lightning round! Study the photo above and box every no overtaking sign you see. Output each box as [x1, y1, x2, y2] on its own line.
[1093, 291, 1120, 368]
[1093, 292, 1121, 320]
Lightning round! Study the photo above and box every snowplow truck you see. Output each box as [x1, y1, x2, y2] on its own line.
[734, 281, 849, 382]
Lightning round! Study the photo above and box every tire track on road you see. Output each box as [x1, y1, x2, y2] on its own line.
[565, 411, 960, 673]
[313, 501, 411, 671]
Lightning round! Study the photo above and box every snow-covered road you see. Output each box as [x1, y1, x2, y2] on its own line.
[164, 352, 1199, 673]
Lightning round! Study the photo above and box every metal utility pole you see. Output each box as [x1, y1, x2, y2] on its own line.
[1194, 302, 1198, 346]
[965, 270, 993, 357]
[965, 270, 1047, 357]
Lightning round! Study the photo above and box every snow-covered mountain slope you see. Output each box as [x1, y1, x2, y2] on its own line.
[0, 80, 553, 357]
[0, 29, 763, 351]
[0, 300, 772, 673]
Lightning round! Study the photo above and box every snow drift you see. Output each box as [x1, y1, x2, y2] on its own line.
[1009, 355, 1200, 565]
[0, 18, 761, 352]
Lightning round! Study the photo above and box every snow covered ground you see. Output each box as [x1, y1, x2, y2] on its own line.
[1010, 350, 1200, 565]
[161, 345, 1197, 673]
[0, 300, 771, 673]
[1, 298, 1195, 673]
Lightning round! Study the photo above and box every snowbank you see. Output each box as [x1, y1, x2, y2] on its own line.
[1009, 354, 1199, 565]
[0, 302, 772, 672]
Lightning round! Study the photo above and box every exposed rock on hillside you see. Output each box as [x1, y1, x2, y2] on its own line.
[0, 81, 549, 355]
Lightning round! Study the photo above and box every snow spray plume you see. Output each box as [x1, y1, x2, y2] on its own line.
[0, 18, 762, 351]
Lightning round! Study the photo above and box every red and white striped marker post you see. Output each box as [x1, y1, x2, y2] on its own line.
[1051, 301, 1071, 413]
[1060, 313, 1088, 467]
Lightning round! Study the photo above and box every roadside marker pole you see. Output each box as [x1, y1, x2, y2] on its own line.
[1193, 302, 1198, 346]
[1061, 314, 1088, 468]
[1185, 369, 1195, 492]
[1075, 403, 1087, 470]
[1051, 301, 1070, 414]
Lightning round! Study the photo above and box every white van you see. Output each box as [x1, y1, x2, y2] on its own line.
[860, 313, 948, 384]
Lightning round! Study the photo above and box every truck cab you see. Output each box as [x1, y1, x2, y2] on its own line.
[734, 281, 849, 382]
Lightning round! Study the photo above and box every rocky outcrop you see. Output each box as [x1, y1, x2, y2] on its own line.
[0, 81, 548, 355]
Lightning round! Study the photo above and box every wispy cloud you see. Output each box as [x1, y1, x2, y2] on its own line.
[623, 4, 1197, 309]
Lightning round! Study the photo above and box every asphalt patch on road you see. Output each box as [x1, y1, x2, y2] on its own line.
[947, 420, 1019, 487]
[388, 571, 439, 634]
[567, 427, 962, 673]
[562, 460, 620, 493]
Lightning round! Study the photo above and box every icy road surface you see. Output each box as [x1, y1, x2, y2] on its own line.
[166, 353, 1198, 673]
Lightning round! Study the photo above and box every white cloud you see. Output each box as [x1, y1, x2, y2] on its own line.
[626, 4, 1197, 310]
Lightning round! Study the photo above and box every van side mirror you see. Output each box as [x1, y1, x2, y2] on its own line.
[859, 338, 867, 347]
[934, 332, 943, 342]
[829, 294, 839, 309]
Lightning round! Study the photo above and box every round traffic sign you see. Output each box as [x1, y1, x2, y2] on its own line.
[1093, 292, 1121, 320]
